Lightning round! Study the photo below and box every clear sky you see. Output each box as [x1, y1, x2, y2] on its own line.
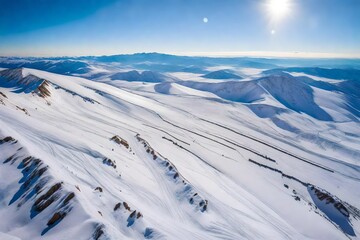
[0, 0, 359, 57]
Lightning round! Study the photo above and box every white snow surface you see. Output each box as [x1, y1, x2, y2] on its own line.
[0, 67, 359, 240]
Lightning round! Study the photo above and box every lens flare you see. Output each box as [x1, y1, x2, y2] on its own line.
[267, 0, 290, 20]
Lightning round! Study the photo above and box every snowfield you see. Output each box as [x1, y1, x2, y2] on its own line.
[0, 55, 360, 240]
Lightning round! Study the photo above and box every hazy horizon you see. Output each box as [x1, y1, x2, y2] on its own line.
[1, 0, 359, 58]
[1, 51, 360, 60]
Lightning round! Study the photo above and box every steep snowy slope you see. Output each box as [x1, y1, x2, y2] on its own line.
[176, 72, 359, 123]
[264, 67, 360, 82]
[179, 80, 268, 103]
[259, 74, 333, 121]
[0, 68, 359, 240]
[0, 59, 92, 75]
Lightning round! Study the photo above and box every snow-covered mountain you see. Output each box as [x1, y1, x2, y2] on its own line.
[110, 70, 177, 83]
[201, 70, 243, 80]
[0, 56, 360, 240]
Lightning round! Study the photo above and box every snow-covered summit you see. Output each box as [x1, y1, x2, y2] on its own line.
[110, 70, 176, 82]
[201, 70, 243, 80]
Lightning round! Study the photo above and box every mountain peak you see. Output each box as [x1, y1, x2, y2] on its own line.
[202, 69, 243, 80]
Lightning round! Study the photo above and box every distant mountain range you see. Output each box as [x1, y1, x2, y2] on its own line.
[201, 70, 243, 80]
[0, 55, 360, 240]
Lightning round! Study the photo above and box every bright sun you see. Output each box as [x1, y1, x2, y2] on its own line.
[267, 0, 290, 20]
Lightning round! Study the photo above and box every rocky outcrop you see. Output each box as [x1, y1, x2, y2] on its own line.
[1, 136, 76, 235]
[103, 157, 116, 169]
[92, 224, 105, 240]
[34, 80, 51, 98]
[0, 136, 16, 144]
[110, 135, 129, 149]
[113, 201, 144, 228]
[0, 91, 7, 98]
[136, 134, 208, 212]
[311, 187, 349, 217]
[16, 106, 30, 116]
[123, 201, 131, 211]
[114, 202, 121, 211]
[248, 158, 360, 236]
[33, 182, 62, 213]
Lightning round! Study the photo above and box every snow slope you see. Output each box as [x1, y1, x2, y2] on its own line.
[0, 67, 359, 240]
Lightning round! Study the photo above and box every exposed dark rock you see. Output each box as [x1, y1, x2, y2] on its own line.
[34, 183, 62, 205]
[34, 178, 48, 194]
[129, 210, 137, 218]
[93, 224, 105, 240]
[136, 212, 143, 219]
[0, 136, 15, 144]
[63, 192, 75, 205]
[103, 158, 116, 169]
[23, 166, 48, 188]
[16, 106, 30, 115]
[201, 205, 207, 212]
[33, 182, 62, 212]
[312, 187, 349, 217]
[95, 187, 103, 193]
[3, 154, 15, 164]
[22, 156, 33, 167]
[114, 202, 121, 211]
[110, 135, 129, 149]
[123, 202, 131, 211]
[0, 91, 7, 98]
[35, 80, 51, 98]
[47, 212, 66, 226]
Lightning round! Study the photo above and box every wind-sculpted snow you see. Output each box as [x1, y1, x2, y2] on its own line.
[0, 65, 359, 239]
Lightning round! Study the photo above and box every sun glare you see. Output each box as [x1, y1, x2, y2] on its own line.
[267, 0, 290, 20]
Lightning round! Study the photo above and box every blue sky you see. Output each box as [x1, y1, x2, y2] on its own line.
[0, 0, 359, 57]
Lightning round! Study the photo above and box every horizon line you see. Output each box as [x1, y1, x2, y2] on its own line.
[1, 51, 360, 59]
